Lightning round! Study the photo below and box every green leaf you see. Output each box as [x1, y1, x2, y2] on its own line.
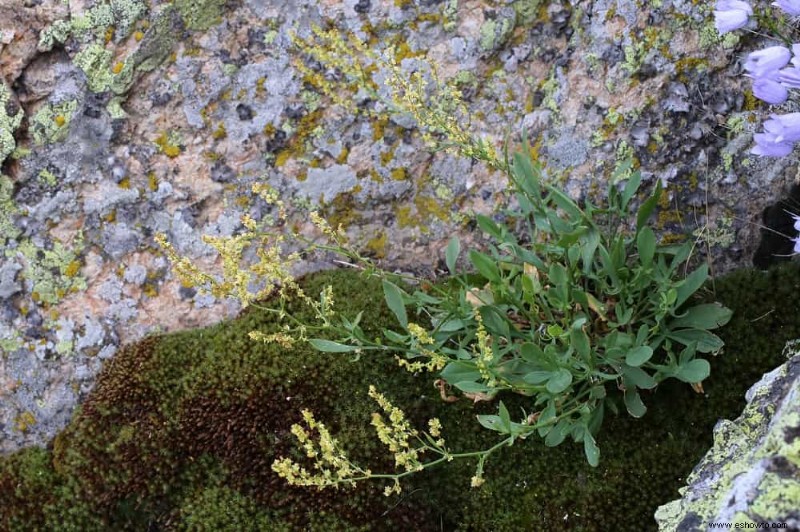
[545, 419, 570, 447]
[590, 385, 607, 399]
[308, 339, 361, 353]
[583, 432, 600, 467]
[476, 214, 503, 240]
[675, 358, 711, 383]
[480, 306, 510, 340]
[470, 250, 501, 283]
[620, 169, 641, 210]
[498, 401, 511, 431]
[636, 324, 650, 346]
[624, 391, 647, 418]
[523, 371, 552, 385]
[445, 237, 460, 274]
[667, 329, 724, 353]
[674, 264, 708, 309]
[636, 179, 661, 231]
[477, 414, 503, 432]
[441, 361, 481, 383]
[622, 365, 657, 389]
[512, 151, 541, 198]
[454, 381, 492, 393]
[383, 329, 408, 344]
[588, 402, 605, 434]
[548, 263, 568, 288]
[436, 319, 465, 333]
[625, 346, 654, 367]
[547, 186, 584, 220]
[546, 369, 573, 394]
[520, 342, 545, 363]
[540, 402, 557, 425]
[637, 226, 656, 267]
[669, 303, 733, 330]
[382, 280, 408, 328]
[570, 323, 591, 361]
[580, 229, 601, 273]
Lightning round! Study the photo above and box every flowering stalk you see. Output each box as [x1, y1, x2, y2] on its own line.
[272, 386, 591, 494]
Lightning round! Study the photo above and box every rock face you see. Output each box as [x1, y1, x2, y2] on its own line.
[0, 0, 795, 451]
[655, 342, 800, 531]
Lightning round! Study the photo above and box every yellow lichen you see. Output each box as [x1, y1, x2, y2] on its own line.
[14, 411, 36, 433]
[390, 167, 407, 181]
[155, 132, 181, 158]
[212, 123, 227, 140]
[64, 260, 81, 278]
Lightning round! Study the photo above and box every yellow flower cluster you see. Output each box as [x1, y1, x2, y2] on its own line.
[368, 385, 423, 472]
[309, 211, 348, 247]
[248, 329, 298, 348]
[154, 233, 217, 291]
[407, 322, 434, 344]
[473, 311, 496, 386]
[271, 409, 369, 489]
[251, 182, 286, 220]
[395, 322, 448, 373]
[293, 25, 503, 171]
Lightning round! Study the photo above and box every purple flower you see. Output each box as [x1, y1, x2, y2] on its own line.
[751, 133, 794, 156]
[766, 113, 800, 142]
[751, 114, 800, 156]
[714, 0, 753, 33]
[773, 0, 800, 16]
[791, 213, 800, 232]
[753, 76, 789, 103]
[779, 66, 800, 88]
[790, 214, 800, 252]
[744, 46, 792, 77]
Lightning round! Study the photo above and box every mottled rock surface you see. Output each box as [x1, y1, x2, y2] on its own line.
[0, 0, 793, 451]
[655, 342, 800, 531]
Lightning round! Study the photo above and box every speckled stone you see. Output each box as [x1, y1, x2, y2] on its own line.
[655, 342, 800, 531]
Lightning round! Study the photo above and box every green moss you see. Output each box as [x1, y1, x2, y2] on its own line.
[178, 484, 291, 531]
[4, 265, 800, 528]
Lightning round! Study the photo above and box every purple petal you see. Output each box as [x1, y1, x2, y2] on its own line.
[752, 133, 794, 157]
[715, 11, 750, 33]
[753, 78, 789, 104]
[774, 113, 800, 142]
[773, 0, 800, 16]
[780, 66, 800, 88]
[745, 46, 792, 76]
[714, 1, 753, 33]
[792, 214, 800, 232]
